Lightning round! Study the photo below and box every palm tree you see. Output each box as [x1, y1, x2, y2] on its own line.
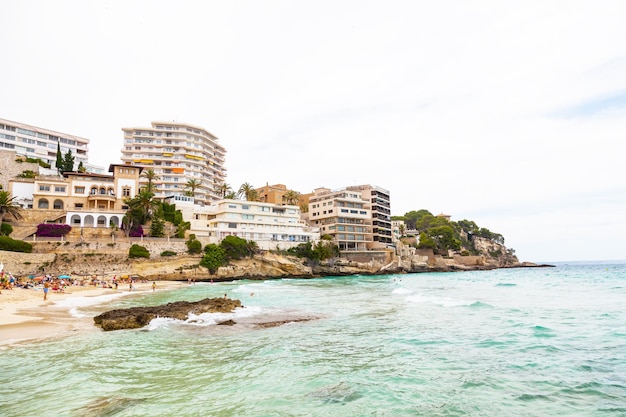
[141, 169, 160, 193]
[215, 182, 232, 198]
[0, 191, 23, 225]
[224, 191, 237, 199]
[184, 179, 202, 198]
[124, 190, 159, 223]
[282, 189, 301, 206]
[238, 182, 258, 201]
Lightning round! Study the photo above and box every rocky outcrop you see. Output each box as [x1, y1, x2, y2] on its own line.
[217, 252, 313, 278]
[93, 297, 242, 331]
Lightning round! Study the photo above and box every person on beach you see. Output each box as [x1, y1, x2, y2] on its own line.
[152, 281, 156, 292]
[43, 281, 50, 300]
[129, 280, 133, 292]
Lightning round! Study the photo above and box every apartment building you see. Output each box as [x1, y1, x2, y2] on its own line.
[255, 183, 306, 207]
[307, 187, 373, 251]
[347, 185, 392, 248]
[180, 198, 319, 250]
[120, 121, 227, 206]
[0, 118, 101, 173]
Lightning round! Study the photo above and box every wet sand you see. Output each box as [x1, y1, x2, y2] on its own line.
[0, 281, 186, 347]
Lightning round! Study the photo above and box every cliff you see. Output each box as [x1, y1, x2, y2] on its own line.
[0, 238, 545, 281]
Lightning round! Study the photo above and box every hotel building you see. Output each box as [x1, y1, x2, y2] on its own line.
[346, 185, 392, 247]
[307, 187, 373, 251]
[0, 117, 100, 173]
[120, 121, 227, 206]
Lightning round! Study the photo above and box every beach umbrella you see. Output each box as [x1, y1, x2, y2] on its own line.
[33, 276, 44, 281]
[58, 275, 71, 279]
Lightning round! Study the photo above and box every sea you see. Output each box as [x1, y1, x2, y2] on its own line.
[1, 262, 625, 417]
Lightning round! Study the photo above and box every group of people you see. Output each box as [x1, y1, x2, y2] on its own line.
[0, 269, 17, 294]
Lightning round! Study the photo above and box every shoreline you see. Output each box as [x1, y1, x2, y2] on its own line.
[0, 280, 187, 348]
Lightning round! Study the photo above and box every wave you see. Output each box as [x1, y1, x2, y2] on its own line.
[146, 305, 264, 330]
[392, 288, 412, 295]
[495, 283, 517, 287]
[469, 301, 492, 308]
[406, 294, 476, 307]
[54, 291, 129, 318]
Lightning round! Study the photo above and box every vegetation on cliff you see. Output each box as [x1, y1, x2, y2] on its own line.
[200, 235, 260, 273]
[392, 209, 514, 258]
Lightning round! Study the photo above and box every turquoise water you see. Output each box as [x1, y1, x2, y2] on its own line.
[1, 263, 625, 416]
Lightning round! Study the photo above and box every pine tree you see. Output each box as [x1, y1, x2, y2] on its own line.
[62, 149, 75, 172]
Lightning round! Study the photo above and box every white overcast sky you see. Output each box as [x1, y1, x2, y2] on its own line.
[2, 1, 625, 263]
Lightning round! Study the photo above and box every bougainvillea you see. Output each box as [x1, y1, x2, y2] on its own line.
[36, 223, 72, 237]
[129, 225, 144, 237]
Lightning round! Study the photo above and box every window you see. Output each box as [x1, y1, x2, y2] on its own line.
[122, 187, 131, 197]
[228, 223, 237, 229]
[54, 186, 66, 193]
[39, 185, 51, 192]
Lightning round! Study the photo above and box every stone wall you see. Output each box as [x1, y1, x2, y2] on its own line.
[0, 149, 41, 190]
[0, 250, 56, 276]
[340, 250, 394, 265]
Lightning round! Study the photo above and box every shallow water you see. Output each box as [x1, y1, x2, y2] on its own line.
[1, 263, 625, 416]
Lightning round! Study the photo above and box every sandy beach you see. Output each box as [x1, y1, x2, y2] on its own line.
[0, 280, 187, 348]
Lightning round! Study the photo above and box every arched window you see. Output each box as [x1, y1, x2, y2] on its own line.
[99, 187, 106, 195]
[84, 215, 95, 227]
[38, 199, 49, 209]
[108, 187, 115, 196]
[90, 187, 97, 195]
[53, 199, 64, 210]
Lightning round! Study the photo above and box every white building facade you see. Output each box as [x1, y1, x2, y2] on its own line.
[0, 118, 102, 173]
[181, 198, 320, 250]
[120, 121, 227, 206]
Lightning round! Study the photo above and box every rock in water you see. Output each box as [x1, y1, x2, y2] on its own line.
[93, 297, 242, 331]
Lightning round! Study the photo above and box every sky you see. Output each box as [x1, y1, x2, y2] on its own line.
[2, 1, 625, 263]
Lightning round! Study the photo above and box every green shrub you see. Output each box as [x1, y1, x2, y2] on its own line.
[1, 222, 13, 236]
[186, 235, 202, 254]
[200, 244, 226, 274]
[129, 244, 150, 259]
[186, 239, 202, 254]
[161, 250, 177, 257]
[0, 236, 33, 253]
[220, 235, 257, 260]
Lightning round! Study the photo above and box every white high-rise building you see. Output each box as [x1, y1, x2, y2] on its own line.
[0, 118, 101, 172]
[120, 121, 227, 205]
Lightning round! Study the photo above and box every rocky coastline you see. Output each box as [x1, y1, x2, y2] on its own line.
[1, 241, 552, 284]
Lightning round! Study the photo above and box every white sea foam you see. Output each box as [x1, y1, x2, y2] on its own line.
[54, 292, 130, 317]
[406, 294, 474, 307]
[146, 317, 179, 330]
[147, 305, 265, 329]
[392, 288, 412, 295]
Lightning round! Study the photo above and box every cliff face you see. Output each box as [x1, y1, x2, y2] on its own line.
[0, 238, 533, 281]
